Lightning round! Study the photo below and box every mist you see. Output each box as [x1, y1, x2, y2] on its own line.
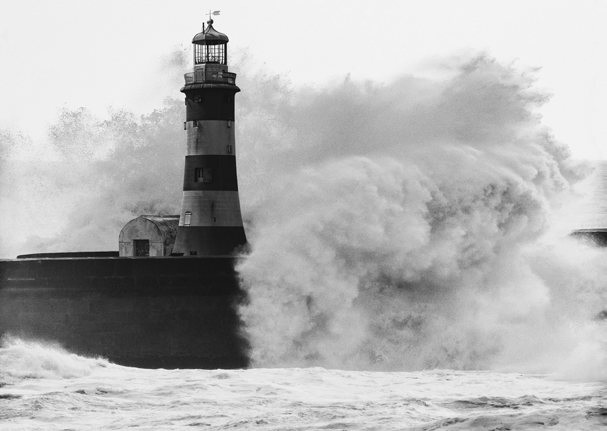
[1, 50, 605, 375]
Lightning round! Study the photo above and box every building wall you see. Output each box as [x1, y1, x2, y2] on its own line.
[0, 257, 249, 369]
[119, 218, 165, 257]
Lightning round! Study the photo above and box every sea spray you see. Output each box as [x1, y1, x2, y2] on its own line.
[0, 48, 289, 258]
[0, 102, 185, 257]
[236, 55, 606, 372]
[0, 336, 108, 381]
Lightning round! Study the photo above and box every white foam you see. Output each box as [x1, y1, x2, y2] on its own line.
[0, 335, 109, 381]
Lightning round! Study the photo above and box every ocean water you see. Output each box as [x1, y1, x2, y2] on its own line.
[0, 338, 605, 431]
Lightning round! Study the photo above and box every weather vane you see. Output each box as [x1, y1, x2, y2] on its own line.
[203, 10, 220, 31]
[207, 10, 220, 21]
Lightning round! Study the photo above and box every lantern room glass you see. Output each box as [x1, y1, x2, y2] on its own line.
[195, 44, 227, 65]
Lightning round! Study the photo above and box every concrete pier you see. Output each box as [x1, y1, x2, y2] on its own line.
[0, 256, 249, 369]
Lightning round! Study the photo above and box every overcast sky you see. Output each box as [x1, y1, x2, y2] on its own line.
[1, 0, 605, 159]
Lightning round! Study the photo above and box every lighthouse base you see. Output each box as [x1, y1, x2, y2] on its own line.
[172, 226, 247, 256]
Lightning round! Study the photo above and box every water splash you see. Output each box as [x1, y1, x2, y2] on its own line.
[236, 55, 607, 372]
[0, 335, 109, 381]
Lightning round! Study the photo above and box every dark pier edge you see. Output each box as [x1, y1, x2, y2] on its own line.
[0, 256, 250, 369]
[16, 251, 119, 259]
[570, 229, 607, 247]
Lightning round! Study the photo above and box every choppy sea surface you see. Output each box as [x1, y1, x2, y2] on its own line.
[0, 339, 604, 431]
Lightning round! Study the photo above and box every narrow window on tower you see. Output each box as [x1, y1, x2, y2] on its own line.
[227, 145, 232, 154]
[194, 168, 213, 183]
[227, 120, 232, 128]
[195, 168, 203, 182]
[184, 211, 192, 226]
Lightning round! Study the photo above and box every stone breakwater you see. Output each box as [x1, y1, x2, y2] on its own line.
[0, 256, 249, 369]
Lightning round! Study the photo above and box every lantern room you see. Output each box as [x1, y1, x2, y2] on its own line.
[192, 19, 229, 65]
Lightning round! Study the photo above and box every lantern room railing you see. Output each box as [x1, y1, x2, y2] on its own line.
[184, 70, 236, 85]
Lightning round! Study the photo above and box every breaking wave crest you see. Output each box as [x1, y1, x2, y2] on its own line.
[236, 55, 607, 373]
[0, 336, 109, 382]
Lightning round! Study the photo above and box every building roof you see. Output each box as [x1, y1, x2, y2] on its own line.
[139, 215, 179, 232]
[119, 215, 179, 243]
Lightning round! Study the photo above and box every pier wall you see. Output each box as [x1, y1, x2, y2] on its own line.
[570, 230, 607, 247]
[0, 257, 249, 369]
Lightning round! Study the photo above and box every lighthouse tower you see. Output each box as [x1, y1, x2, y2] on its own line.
[172, 17, 247, 256]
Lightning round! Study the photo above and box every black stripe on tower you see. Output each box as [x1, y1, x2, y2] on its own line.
[183, 85, 240, 121]
[173, 227, 247, 256]
[183, 155, 239, 191]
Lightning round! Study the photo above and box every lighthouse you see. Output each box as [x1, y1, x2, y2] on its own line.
[172, 17, 247, 256]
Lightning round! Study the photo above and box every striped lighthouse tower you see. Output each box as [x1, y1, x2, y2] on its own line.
[172, 16, 247, 256]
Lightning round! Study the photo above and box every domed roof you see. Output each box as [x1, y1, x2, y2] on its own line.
[192, 19, 229, 45]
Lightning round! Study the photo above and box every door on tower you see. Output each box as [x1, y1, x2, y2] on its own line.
[134, 239, 150, 257]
